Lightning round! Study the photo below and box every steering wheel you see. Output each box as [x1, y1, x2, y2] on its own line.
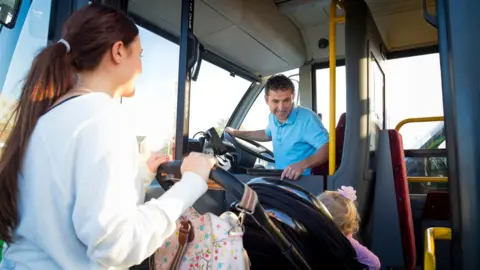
[223, 131, 275, 163]
[157, 161, 311, 270]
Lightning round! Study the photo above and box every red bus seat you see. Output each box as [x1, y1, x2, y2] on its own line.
[311, 113, 346, 176]
[388, 130, 416, 270]
[423, 191, 450, 221]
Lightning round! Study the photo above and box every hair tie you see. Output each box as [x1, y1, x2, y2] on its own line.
[57, 39, 71, 53]
[337, 186, 357, 201]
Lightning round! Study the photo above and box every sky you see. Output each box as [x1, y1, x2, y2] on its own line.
[0, 0, 445, 152]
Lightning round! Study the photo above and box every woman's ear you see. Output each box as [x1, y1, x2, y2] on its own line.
[110, 41, 126, 65]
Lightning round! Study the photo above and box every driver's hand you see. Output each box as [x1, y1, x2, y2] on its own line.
[147, 151, 170, 173]
[225, 127, 237, 136]
[181, 152, 218, 181]
[281, 161, 306, 180]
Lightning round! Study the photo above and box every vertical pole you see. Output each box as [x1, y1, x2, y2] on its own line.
[174, 0, 194, 160]
[328, 0, 345, 175]
[436, 0, 480, 268]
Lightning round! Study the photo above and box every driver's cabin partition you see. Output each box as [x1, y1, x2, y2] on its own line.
[328, 0, 385, 229]
[326, 0, 416, 268]
[337, 1, 419, 269]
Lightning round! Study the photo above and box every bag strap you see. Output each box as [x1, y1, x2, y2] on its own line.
[45, 95, 82, 114]
[148, 220, 195, 270]
[170, 220, 194, 270]
[237, 185, 258, 214]
[45, 89, 93, 114]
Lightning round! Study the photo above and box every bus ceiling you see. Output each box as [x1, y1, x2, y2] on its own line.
[2, 0, 439, 69]
[127, 0, 438, 76]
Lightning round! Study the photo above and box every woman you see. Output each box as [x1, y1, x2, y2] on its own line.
[0, 4, 216, 269]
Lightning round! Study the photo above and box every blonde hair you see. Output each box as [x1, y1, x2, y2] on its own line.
[318, 190, 360, 236]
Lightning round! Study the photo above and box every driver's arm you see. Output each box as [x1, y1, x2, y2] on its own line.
[300, 143, 329, 169]
[230, 129, 272, 142]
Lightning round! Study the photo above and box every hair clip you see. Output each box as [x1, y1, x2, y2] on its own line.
[337, 186, 357, 201]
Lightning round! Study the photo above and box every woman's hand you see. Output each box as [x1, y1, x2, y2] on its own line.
[181, 152, 217, 181]
[146, 151, 170, 173]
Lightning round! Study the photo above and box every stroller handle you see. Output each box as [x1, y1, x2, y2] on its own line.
[157, 160, 312, 270]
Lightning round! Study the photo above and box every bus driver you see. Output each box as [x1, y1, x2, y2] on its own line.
[226, 75, 329, 180]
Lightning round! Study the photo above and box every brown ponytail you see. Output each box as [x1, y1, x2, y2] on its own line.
[0, 3, 138, 244]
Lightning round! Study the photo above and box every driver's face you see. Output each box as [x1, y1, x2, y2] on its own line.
[265, 89, 295, 123]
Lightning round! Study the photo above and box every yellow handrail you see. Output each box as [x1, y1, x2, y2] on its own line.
[408, 177, 448, 183]
[396, 116, 447, 183]
[328, 0, 345, 175]
[424, 227, 452, 270]
[395, 116, 444, 132]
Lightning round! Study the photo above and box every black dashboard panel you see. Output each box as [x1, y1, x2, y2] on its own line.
[246, 168, 283, 176]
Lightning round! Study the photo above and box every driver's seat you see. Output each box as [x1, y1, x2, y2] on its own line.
[311, 113, 346, 182]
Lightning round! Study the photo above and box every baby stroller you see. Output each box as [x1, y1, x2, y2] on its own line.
[156, 161, 366, 270]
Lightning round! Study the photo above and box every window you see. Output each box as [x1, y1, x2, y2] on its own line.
[386, 53, 446, 194]
[314, 66, 347, 132]
[314, 54, 445, 194]
[386, 54, 444, 148]
[189, 62, 251, 137]
[121, 26, 180, 156]
[240, 90, 273, 151]
[0, 0, 51, 151]
[370, 54, 385, 128]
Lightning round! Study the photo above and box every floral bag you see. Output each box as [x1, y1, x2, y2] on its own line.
[149, 186, 258, 270]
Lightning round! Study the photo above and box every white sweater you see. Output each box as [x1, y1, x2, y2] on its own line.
[0, 92, 207, 269]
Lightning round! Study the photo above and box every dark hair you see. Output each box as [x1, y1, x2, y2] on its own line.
[264, 74, 295, 95]
[0, 3, 138, 244]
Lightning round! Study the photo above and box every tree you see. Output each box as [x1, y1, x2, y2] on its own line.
[214, 117, 229, 135]
[0, 96, 16, 143]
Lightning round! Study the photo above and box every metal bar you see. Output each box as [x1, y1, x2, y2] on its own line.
[408, 177, 448, 183]
[174, 0, 195, 159]
[436, 1, 462, 268]
[328, 0, 345, 175]
[395, 116, 444, 132]
[201, 50, 261, 83]
[424, 227, 452, 270]
[311, 64, 317, 113]
[311, 58, 345, 70]
[386, 45, 439, 60]
[404, 149, 447, 158]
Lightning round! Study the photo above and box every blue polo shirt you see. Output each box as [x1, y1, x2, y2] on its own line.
[265, 106, 329, 175]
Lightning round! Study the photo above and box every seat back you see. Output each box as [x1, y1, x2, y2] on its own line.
[311, 113, 346, 176]
[420, 191, 451, 269]
[423, 191, 450, 221]
[388, 130, 416, 270]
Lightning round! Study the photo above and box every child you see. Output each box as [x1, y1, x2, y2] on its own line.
[318, 186, 381, 270]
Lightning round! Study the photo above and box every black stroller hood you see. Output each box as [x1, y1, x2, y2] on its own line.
[231, 177, 366, 270]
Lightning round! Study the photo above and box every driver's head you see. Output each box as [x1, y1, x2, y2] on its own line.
[264, 75, 295, 122]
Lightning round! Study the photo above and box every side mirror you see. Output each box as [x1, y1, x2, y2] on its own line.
[0, 0, 23, 29]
